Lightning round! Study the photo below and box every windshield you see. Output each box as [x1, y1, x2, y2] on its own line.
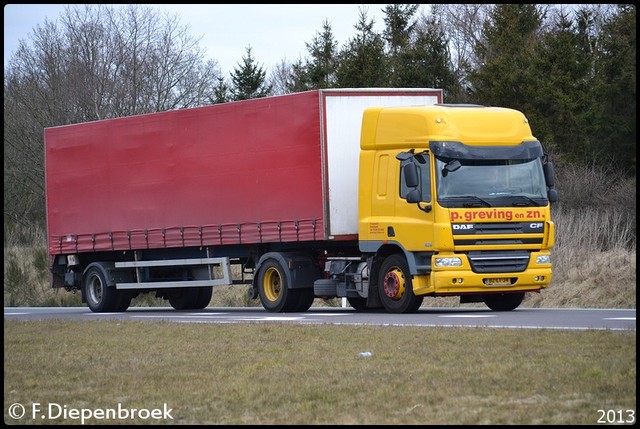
[436, 158, 548, 208]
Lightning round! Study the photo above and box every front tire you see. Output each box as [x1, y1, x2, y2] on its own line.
[482, 292, 524, 311]
[378, 254, 423, 313]
[347, 296, 368, 311]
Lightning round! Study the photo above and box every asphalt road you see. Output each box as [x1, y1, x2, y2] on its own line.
[4, 306, 636, 331]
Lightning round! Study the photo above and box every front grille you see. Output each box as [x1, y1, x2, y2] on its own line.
[467, 251, 530, 273]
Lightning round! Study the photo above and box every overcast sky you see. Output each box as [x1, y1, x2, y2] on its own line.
[3, 4, 402, 73]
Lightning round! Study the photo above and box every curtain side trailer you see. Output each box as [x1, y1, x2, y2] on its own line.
[46, 89, 455, 312]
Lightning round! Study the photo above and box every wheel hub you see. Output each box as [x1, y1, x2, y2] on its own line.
[383, 268, 405, 300]
[264, 267, 282, 302]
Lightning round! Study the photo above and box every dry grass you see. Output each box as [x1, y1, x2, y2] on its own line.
[4, 320, 636, 425]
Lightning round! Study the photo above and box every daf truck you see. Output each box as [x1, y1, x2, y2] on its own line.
[45, 88, 557, 313]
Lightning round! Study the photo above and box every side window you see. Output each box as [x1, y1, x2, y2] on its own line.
[400, 157, 431, 202]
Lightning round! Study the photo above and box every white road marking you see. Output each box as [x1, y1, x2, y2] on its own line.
[438, 314, 496, 318]
[127, 313, 228, 318]
[306, 313, 353, 317]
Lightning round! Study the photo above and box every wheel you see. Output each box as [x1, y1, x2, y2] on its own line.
[115, 290, 133, 312]
[257, 259, 297, 312]
[193, 286, 213, 310]
[291, 288, 315, 312]
[482, 292, 524, 311]
[378, 254, 423, 313]
[83, 265, 121, 312]
[347, 296, 368, 311]
[168, 287, 201, 310]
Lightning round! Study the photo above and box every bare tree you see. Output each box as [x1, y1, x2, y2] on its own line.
[428, 4, 492, 101]
[56, 4, 222, 118]
[4, 4, 223, 235]
[269, 59, 294, 95]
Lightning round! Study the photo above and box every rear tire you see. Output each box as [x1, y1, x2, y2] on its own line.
[292, 288, 315, 312]
[194, 286, 213, 310]
[115, 290, 133, 312]
[168, 287, 200, 310]
[257, 259, 297, 312]
[378, 254, 423, 313]
[482, 292, 524, 311]
[83, 265, 122, 312]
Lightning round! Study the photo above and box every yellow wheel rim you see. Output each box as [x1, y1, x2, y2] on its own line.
[263, 267, 282, 302]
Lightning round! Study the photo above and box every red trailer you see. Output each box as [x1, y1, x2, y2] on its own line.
[45, 88, 442, 312]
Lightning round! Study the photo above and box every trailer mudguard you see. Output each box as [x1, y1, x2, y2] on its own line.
[252, 252, 320, 291]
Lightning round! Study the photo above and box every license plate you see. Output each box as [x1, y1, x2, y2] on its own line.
[485, 278, 511, 286]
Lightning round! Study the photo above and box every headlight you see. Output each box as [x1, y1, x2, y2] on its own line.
[435, 257, 462, 267]
[536, 255, 551, 264]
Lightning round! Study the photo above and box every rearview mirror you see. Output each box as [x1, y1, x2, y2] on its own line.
[403, 163, 419, 188]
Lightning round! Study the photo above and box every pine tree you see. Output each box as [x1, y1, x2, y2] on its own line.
[335, 7, 388, 88]
[304, 19, 339, 89]
[382, 4, 417, 87]
[468, 4, 544, 108]
[229, 46, 273, 100]
[404, 19, 455, 91]
[383, 4, 419, 55]
[592, 4, 636, 174]
[211, 76, 230, 104]
[528, 7, 595, 162]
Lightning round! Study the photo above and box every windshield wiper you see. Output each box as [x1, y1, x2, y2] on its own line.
[444, 196, 491, 207]
[507, 195, 544, 207]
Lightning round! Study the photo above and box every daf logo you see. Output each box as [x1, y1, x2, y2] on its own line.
[453, 224, 473, 230]
[530, 223, 543, 229]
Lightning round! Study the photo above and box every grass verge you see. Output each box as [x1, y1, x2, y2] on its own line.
[4, 320, 636, 425]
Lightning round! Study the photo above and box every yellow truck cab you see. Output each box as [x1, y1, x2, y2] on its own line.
[358, 104, 558, 312]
